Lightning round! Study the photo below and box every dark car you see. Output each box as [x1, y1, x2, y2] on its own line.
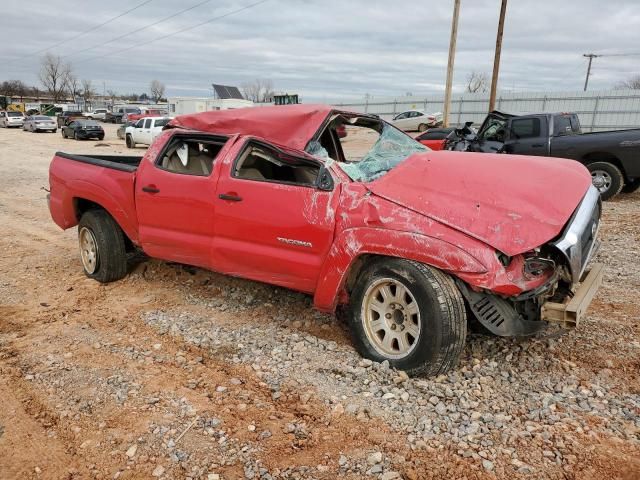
[61, 120, 105, 140]
[446, 111, 640, 199]
[57, 111, 84, 128]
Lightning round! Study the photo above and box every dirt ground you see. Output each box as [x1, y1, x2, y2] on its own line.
[0, 124, 638, 480]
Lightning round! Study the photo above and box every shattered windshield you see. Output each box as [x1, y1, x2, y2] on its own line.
[338, 123, 427, 182]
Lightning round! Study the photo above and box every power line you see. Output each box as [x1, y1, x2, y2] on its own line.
[73, 0, 270, 66]
[5, 0, 155, 64]
[63, 0, 215, 60]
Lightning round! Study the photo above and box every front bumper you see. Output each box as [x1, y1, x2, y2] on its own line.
[541, 263, 604, 327]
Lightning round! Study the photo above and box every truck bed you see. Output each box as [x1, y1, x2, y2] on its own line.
[54, 152, 143, 172]
[49, 152, 142, 242]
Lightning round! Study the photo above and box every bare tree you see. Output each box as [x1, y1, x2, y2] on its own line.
[466, 71, 489, 93]
[615, 75, 640, 90]
[67, 74, 81, 103]
[0, 80, 28, 100]
[82, 79, 96, 108]
[106, 89, 118, 106]
[241, 78, 275, 102]
[149, 80, 165, 102]
[81, 79, 95, 106]
[39, 53, 72, 102]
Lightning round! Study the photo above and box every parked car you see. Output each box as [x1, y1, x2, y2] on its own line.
[127, 109, 169, 122]
[61, 119, 105, 140]
[117, 121, 134, 140]
[57, 111, 84, 127]
[48, 104, 603, 375]
[105, 107, 142, 124]
[83, 109, 109, 121]
[0, 110, 25, 128]
[445, 111, 640, 200]
[414, 127, 456, 150]
[391, 110, 442, 132]
[23, 115, 57, 132]
[125, 116, 172, 148]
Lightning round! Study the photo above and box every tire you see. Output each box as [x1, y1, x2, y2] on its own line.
[126, 134, 134, 148]
[61, 129, 66, 138]
[53, 129, 57, 134]
[98, 135, 104, 141]
[418, 123, 428, 132]
[347, 258, 467, 376]
[587, 162, 623, 200]
[74, 131, 80, 140]
[78, 210, 127, 283]
[622, 178, 640, 194]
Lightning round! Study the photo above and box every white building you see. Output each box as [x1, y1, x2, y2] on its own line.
[168, 97, 254, 116]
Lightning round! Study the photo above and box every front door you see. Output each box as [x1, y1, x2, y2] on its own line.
[213, 140, 338, 293]
[135, 134, 228, 268]
[503, 116, 548, 156]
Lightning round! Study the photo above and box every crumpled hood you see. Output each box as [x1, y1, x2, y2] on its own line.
[366, 151, 592, 256]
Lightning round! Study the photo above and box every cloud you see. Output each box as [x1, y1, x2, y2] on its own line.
[1, 0, 638, 100]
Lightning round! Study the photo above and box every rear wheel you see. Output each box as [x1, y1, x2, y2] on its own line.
[588, 162, 623, 200]
[78, 210, 127, 283]
[347, 258, 467, 376]
[418, 123, 428, 132]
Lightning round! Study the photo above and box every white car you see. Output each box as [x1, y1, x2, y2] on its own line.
[391, 110, 443, 132]
[83, 109, 109, 121]
[23, 115, 57, 132]
[125, 116, 173, 148]
[0, 111, 25, 128]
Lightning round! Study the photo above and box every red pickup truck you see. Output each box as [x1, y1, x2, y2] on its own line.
[48, 105, 603, 375]
[127, 109, 168, 122]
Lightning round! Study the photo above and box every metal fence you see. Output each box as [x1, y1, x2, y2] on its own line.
[330, 89, 640, 132]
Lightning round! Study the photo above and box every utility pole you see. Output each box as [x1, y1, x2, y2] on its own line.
[583, 53, 599, 91]
[488, 0, 508, 111]
[443, 0, 461, 127]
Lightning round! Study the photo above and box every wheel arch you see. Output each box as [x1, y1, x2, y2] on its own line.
[313, 228, 486, 313]
[582, 152, 628, 180]
[74, 198, 136, 252]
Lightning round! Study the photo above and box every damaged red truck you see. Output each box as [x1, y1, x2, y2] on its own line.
[48, 105, 603, 375]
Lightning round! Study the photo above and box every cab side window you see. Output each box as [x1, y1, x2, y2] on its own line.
[144, 118, 152, 128]
[233, 144, 319, 187]
[158, 138, 224, 176]
[510, 118, 541, 139]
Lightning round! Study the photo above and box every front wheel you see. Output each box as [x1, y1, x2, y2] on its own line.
[588, 162, 623, 200]
[126, 134, 134, 148]
[347, 258, 467, 376]
[78, 210, 128, 283]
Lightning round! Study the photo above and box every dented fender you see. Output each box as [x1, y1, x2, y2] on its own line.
[313, 227, 487, 311]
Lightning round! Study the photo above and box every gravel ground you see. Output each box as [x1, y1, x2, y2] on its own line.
[0, 124, 638, 479]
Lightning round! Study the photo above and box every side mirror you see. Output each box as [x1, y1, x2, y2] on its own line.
[316, 166, 334, 191]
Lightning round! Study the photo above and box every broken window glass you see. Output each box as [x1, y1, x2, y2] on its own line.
[338, 124, 427, 182]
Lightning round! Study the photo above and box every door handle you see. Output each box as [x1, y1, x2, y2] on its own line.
[218, 193, 242, 202]
[142, 185, 160, 193]
[532, 144, 544, 147]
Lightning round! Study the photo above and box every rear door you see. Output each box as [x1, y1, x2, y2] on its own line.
[213, 139, 338, 292]
[502, 116, 549, 156]
[139, 118, 153, 144]
[135, 133, 229, 268]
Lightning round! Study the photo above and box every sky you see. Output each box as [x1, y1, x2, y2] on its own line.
[1, 0, 639, 101]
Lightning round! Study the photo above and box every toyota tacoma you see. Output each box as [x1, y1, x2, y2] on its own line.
[48, 105, 603, 375]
